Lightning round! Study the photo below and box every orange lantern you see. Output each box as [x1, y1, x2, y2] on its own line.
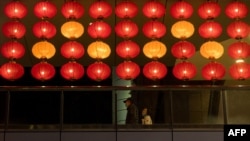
[87, 41, 111, 60]
[61, 21, 84, 39]
[171, 20, 194, 39]
[200, 41, 224, 60]
[32, 40, 56, 59]
[143, 40, 167, 59]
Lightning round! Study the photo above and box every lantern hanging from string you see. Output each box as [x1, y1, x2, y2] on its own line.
[173, 61, 197, 80]
[143, 61, 167, 80]
[61, 21, 84, 39]
[4, 1, 27, 19]
[87, 20, 112, 39]
[142, 20, 166, 39]
[171, 20, 194, 39]
[201, 61, 226, 80]
[225, 1, 248, 19]
[229, 62, 250, 80]
[198, 21, 222, 39]
[200, 41, 224, 60]
[0, 61, 24, 81]
[33, 20, 57, 39]
[2, 21, 26, 39]
[142, 0, 166, 19]
[170, 1, 193, 19]
[143, 40, 167, 59]
[171, 40, 195, 60]
[87, 61, 111, 81]
[198, 1, 221, 19]
[60, 61, 84, 81]
[87, 41, 111, 60]
[34, 1, 57, 19]
[116, 40, 140, 59]
[32, 40, 56, 59]
[89, 0, 112, 19]
[115, 19, 138, 39]
[60, 41, 85, 60]
[226, 21, 249, 40]
[31, 61, 56, 81]
[228, 41, 249, 59]
[115, 1, 138, 18]
[116, 61, 140, 80]
[1, 40, 25, 60]
[61, 1, 84, 19]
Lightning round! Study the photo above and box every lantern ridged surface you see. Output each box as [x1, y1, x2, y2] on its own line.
[200, 41, 224, 60]
[173, 61, 197, 80]
[61, 1, 84, 19]
[34, 1, 57, 19]
[87, 61, 111, 81]
[116, 61, 140, 80]
[1, 40, 25, 59]
[0, 61, 24, 81]
[87, 20, 112, 39]
[201, 61, 226, 80]
[87, 41, 111, 60]
[61, 21, 84, 39]
[170, 1, 193, 19]
[2, 21, 26, 39]
[142, 0, 166, 19]
[225, 1, 248, 19]
[229, 62, 250, 80]
[115, 20, 138, 39]
[31, 61, 56, 81]
[171, 40, 195, 59]
[115, 1, 138, 18]
[32, 41, 56, 59]
[60, 41, 85, 59]
[171, 20, 194, 39]
[143, 61, 167, 80]
[33, 21, 57, 39]
[60, 61, 84, 81]
[143, 40, 167, 59]
[142, 20, 166, 39]
[4, 1, 27, 19]
[198, 1, 221, 19]
[228, 41, 249, 59]
[89, 0, 112, 19]
[116, 40, 140, 59]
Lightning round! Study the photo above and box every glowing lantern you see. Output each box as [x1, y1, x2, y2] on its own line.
[116, 40, 140, 59]
[171, 40, 195, 59]
[34, 1, 57, 19]
[60, 41, 84, 59]
[170, 1, 193, 19]
[61, 21, 84, 39]
[198, 1, 221, 19]
[32, 40, 56, 59]
[0, 61, 24, 81]
[143, 40, 167, 59]
[225, 1, 248, 19]
[116, 61, 140, 80]
[173, 61, 197, 80]
[33, 21, 57, 39]
[229, 62, 250, 80]
[115, 1, 138, 18]
[1, 41, 25, 59]
[226, 21, 249, 39]
[4, 1, 27, 19]
[200, 41, 224, 60]
[228, 41, 249, 59]
[171, 20, 194, 39]
[31, 61, 56, 81]
[143, 61, 167, 80]
[87, 41, 111, 60]
[198, 21, 222, 39]
[61, 1, 84, 19]
[87, 21, 111, 39]
[201, 61, 225, 80]
[142, 0, 166, 19]
[89, 0, 112, 19]
[87, 61, 111, 81]
[142, 20, 166, 39]
[60, 61, 84, 81]
[2, 21, 26, 39]
[115, 20, 138, 39]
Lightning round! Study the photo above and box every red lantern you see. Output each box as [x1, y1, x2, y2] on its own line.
[227, 21, 249, 39]
[0, 61, 24, 81]
[142, 1, 165, 19]
[116, 40, 140, 59]
[34, 1, 57, 19]
[116, 61, 140, 80]
[142, 20, 166, 39]
[60, 61, 84, 81]
[199, 21, 222, 39]
[89, 0, 112, 19]
[173, 61, 197, 80]
[4, 1, 27, 19]
[31, 62, 56, 81]
[87, 20, 111, 39]
[87, 61, 111, 81]
[61, 1, 84, 19]
[228, 41, 249, 59]
[32, 21, 57, 39]
[60, 41, 85, 59]
[171, 40, 195, 59]
[229, 62, 250, 80]
[170, 1, 193, 19]
[115, 1, 138, 18]
[115, 20, 138, 39]
[198, 1, 221, 19]
[225, 1, 248, 19]
[2, 21, 26, 39]
[201, 62, 225, 80]
[1, 41, 25, 59]
[143, 61, 167, 80]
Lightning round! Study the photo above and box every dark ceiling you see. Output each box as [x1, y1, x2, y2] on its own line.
[0, 0, 250, 72]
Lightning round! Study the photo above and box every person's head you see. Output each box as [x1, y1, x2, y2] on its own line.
[123, 97, 133, 107]
[142, 108, 148, 116]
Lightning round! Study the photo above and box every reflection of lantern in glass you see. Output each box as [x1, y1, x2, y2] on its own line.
[31, 61, 56, 81]
[225, 1, 248, 19]
[142, 20, 166, 39]
[173, 61, 197, 80]
[2, 21, 26, 39]
[171, 40, 195, 59]
[34, 1, 57, 19]
[143, 40, 167, 59]
[61, 21, 84, 39]
[60, 61, 84, 81]
[228, 41, 249, 59]
[33, 21, 57, 39]
[0, 61, 24, 81]
[116, 61, 140, 80]
[115, 20, 138, 39]
[87, 20, 111, 39]
[198, 21, 222, 39]
[4, 1, 27, 19]
[229, 62, 250, 80]
[1, 41, 25, 59]
[32, 40, 56, 59]
[87, 41, 111, 60]
[89, 0, 112, 19]
[170, 1, 193, 19]
[198, 1, 221, 19]
[115, 1, 138, 18]
[60, 41, 84, 60]
[143, 61, 167, 80]
[116, 40, 140, 59]
[61, 1, 84, 19]
[200, 41, 224, 60]
[227, 21, 249, 39]
[171, 20, 194, 39]
[142, 0, 165, 19]
[87, 61, 111, 81]
[201, 61, 225, 80]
